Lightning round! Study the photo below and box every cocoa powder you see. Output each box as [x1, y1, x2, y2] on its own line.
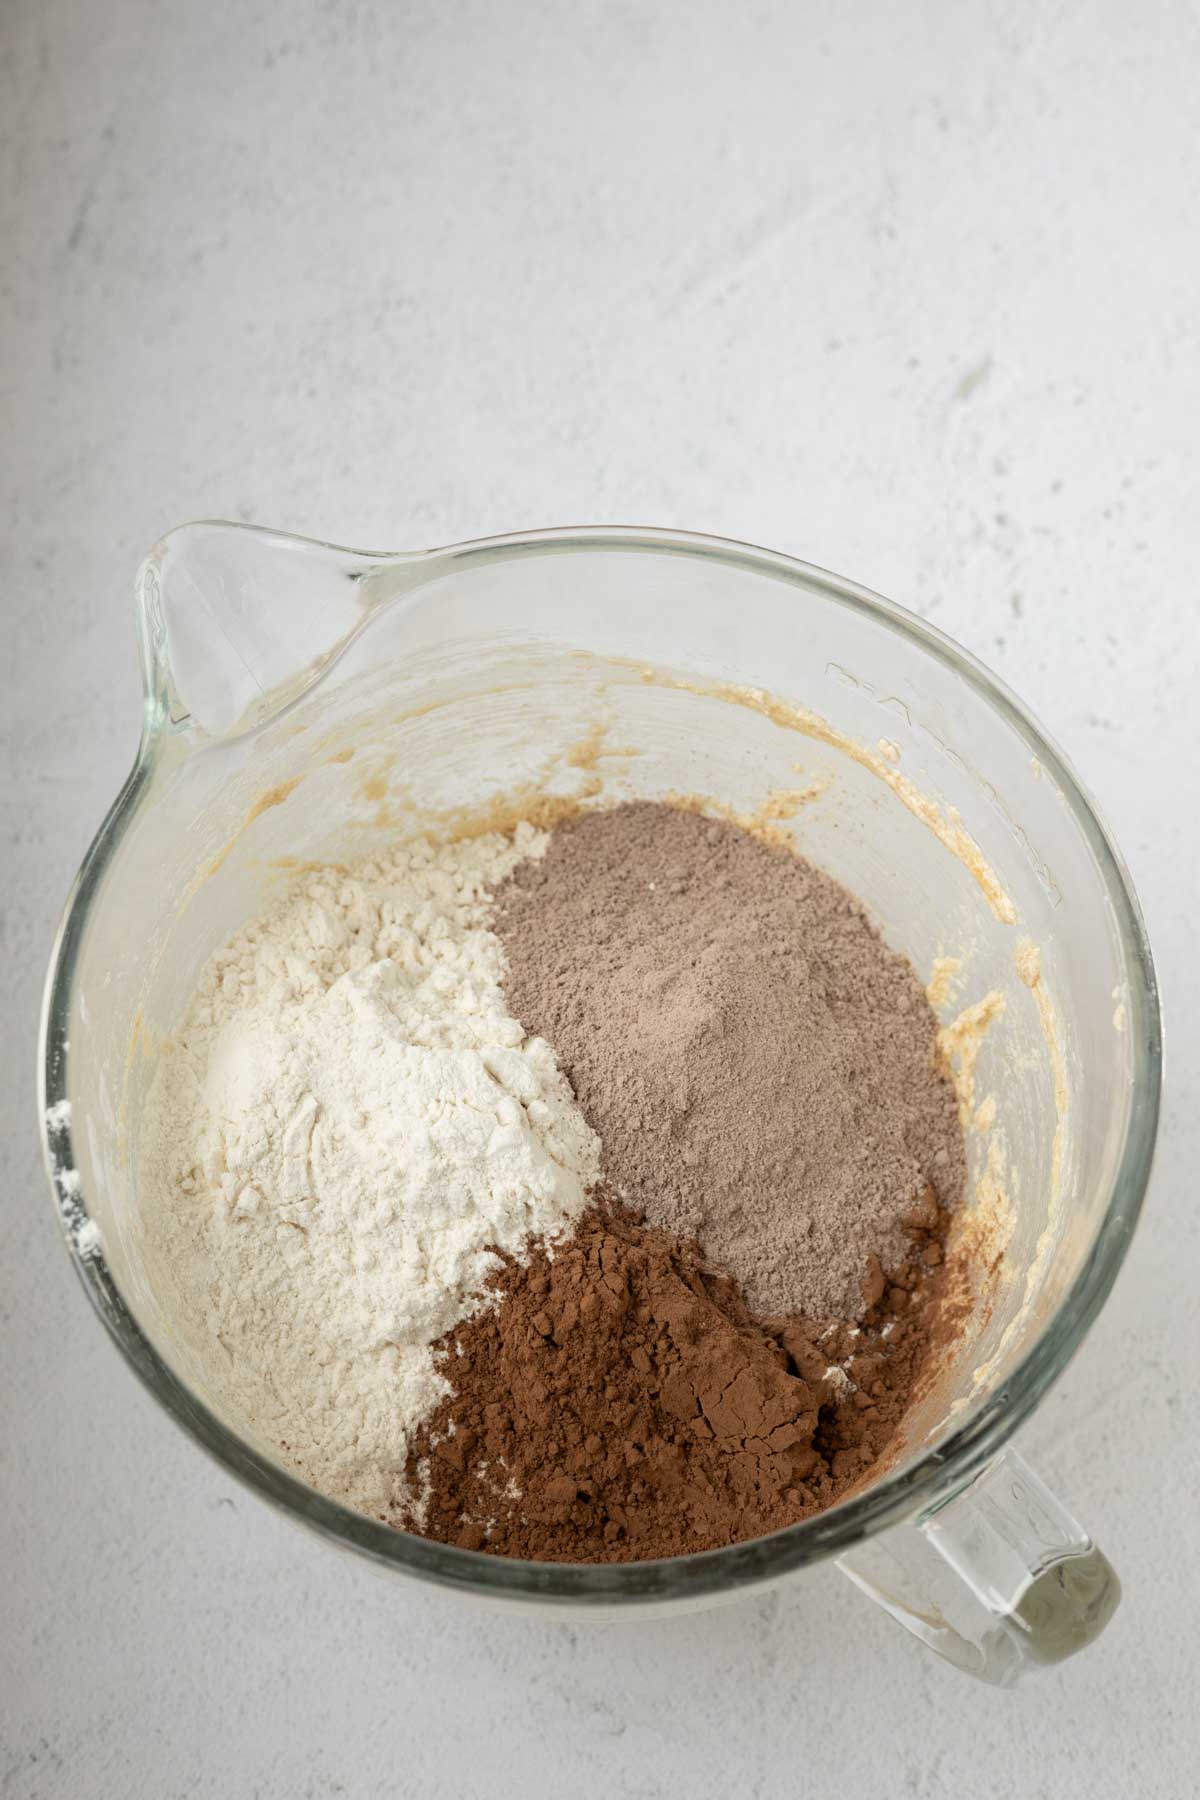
[403, 1195, 954, 1561]
[494, 802, 965, 1318]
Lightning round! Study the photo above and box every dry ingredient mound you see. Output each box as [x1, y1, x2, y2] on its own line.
[494, 802, 965, 1319]
[136, 793, 972, 1558]
[404, 1195, 953, 1561]
[137, 824, 600, 1519]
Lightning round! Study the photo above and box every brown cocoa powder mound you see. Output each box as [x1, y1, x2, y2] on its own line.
[493, 801, 966, 1319]
[402, 1197, 952, 1561]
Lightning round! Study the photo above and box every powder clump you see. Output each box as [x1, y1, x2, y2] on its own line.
[404, 1196, 952, 1561]
[493, 802, 965, 1318]
[137, 824, 600, 1518]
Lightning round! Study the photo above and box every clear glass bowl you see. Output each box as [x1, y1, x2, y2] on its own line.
[39, 524, 1160, 1679]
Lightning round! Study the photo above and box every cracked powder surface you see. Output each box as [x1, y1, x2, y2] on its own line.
[400, 1197, 951, 1561]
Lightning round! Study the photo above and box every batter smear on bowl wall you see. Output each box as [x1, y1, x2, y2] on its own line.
[138, 800, 969, 1560]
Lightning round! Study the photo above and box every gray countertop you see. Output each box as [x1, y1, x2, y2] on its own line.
[3, 2, 1197, 1794]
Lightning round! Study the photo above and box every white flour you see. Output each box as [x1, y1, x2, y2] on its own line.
[138, 823, 599, 1519]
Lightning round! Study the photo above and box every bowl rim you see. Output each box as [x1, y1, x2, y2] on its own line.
[38, 521, 1162, 1606]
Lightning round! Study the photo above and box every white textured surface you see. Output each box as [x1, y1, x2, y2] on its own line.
[137, 824, 595, 1518]
[2, 1, 1197, 1794]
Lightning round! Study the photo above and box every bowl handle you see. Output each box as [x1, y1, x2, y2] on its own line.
[836, 1448, 1120, 1685]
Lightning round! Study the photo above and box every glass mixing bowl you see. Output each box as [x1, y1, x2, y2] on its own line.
[39, 523, 1160, 1684]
